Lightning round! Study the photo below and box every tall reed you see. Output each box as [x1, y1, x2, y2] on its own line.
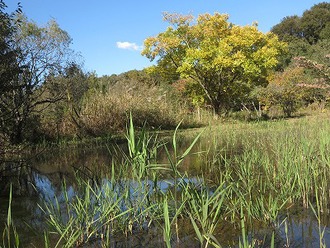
[1, 185, 20, 248]
[5, 112, 330, 247]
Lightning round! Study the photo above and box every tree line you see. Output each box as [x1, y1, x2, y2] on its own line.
[0, 1, 329, 146]
[142, 3, 329, 117]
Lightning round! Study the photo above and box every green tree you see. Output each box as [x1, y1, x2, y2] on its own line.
[0, 1, 22, 146]
[271, 15, 303, 42]
[300, 2, 330, 45]
[0, 15, 75, 144]
[39, 63, 92, 140]
[271, 2, 330, 68]
[0, 0, 21, 94]
[142, 13, 286, 113]
[272, 2, 330, 45]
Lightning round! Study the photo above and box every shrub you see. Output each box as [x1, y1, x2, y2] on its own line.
[254, 67, 326, 117]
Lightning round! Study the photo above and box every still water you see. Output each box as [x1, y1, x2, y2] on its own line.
[1, 136, 330, 247]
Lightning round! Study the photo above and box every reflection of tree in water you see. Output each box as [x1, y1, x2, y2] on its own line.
[0, 148, 105, 245]
[0, 160, 37, 197]
[0, 145, 112, 197]
[0, 149, 74, 197]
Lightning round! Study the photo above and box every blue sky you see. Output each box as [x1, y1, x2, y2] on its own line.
[7, 1, 325, 76]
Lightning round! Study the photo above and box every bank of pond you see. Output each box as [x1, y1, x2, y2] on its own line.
[1, 113, 330, 247]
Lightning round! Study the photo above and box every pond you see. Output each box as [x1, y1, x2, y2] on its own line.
[1, 125, 330, 247]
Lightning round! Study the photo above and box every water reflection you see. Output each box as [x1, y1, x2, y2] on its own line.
[1, 141, 330, 247]
[0, 161, 37, 197]
[275, 213, 330, 247]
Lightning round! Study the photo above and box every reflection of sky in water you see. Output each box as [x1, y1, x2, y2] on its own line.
[1, 150, 330, 246]
[31, 173, 330, 247]
[2, 170, 330, 247]
[100, 177, 204, 202]
[34, 173, 55, 199]
[277, 215, 330, 248]
[34, 172, 75, 206]
[123, 177, 204, 193]
[34, 173, 205, 206]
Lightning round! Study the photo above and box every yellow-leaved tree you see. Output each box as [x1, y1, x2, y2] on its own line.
[142, 12, 287, 113]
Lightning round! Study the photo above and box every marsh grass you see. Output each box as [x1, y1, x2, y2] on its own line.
[79, 82, 196, 137]
[172, 114, 330, 240]
[3, 112, 330, 247]
[41, 113, 330, 247]
[185, 179, 226, 248]
[1, 185, 19, 248]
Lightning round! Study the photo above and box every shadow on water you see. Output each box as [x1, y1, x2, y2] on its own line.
[1, 134, 330, 247]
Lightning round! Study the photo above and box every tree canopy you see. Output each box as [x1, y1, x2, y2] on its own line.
[272, 2, 330, 45]
[0, 13, 76, 144]
[271, 2, 330, 68]
[142, 12, 286, 113]
[0, 0, 21, 94]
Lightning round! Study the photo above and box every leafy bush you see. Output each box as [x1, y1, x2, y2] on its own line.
[254, 67, 326, 117]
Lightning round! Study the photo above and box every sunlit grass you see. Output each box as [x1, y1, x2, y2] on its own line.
[3, 111, 330, 247]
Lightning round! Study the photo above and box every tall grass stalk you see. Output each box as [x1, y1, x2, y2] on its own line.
[11, 113, 330, 247]
[162, 196, 186, 248]
[239, 205, 255, 248]
[163, 197, 171, 248]
[1, 185, 20, 248]
[309, 178, 326, 248]
[186, 180, 226, 248]
[40, 180, 133, 247]
[163, 121, 203, 243]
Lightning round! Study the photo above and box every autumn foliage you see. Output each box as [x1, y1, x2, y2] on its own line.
[142, 12, 286, 113]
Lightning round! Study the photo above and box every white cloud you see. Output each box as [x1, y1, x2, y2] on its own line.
[116, 41, 142, 51]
